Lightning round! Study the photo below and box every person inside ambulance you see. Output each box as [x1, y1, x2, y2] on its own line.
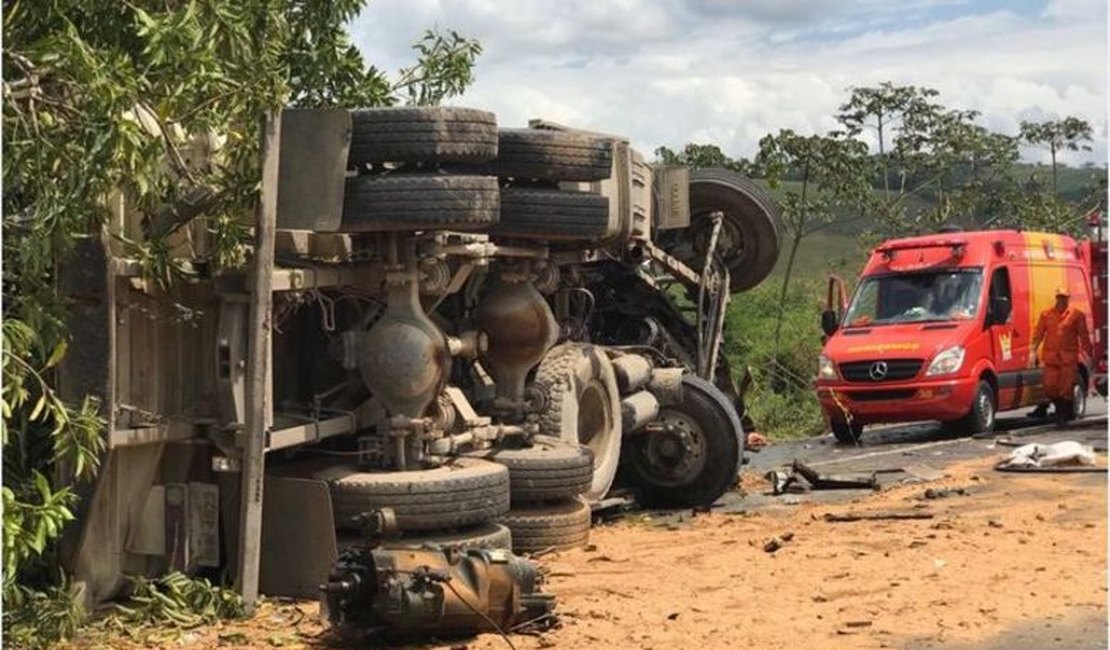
[1029, 286, 1093, 424]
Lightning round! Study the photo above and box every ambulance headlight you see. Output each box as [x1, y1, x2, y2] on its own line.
[818, 354, 839, 380]
[925, 346, 965, 376]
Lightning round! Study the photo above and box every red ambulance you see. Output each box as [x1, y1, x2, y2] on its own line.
[817, 229, 1105, 444]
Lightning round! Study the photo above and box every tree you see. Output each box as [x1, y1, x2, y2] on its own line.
[836, 83, 1025, 237]
[654, 142, 751, 173]
[754, 129, 872, 378]
[2, 1, 481, 645]
[837, 82, 941, 201]
[1019, 117, 1094, 195]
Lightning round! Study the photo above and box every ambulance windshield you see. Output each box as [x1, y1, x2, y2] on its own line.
[844, 268, 983, 327]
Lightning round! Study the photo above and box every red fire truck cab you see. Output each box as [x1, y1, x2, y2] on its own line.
[817, 230, 1103, 444]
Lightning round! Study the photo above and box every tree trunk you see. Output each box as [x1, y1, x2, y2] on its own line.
[772, 172, 808, 391]
[1050, 144, 1058, 196]
[878, 113, 889, 200]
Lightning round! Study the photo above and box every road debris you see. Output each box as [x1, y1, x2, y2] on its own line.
[923, 486, 969, 500]
[762, 531, 796, 553]
[823, 510, 935, 523]
[793, 460, 880, 490]
[902, 463, 946, 482]
[745, 431, 770, 451]
[321, 510, 556, 643]
[765, 460, 880, 495]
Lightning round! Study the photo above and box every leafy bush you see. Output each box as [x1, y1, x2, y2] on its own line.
[2, 581, 85, 650]
[725, 275, 834, 440]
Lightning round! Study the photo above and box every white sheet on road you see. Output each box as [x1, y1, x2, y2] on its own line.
[1000, 441, 1097, 468]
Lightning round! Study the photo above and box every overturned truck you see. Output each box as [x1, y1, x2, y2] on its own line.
[58, 107, 782, 604]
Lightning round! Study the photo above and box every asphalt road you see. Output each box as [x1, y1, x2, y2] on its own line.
[732, 396, 1108, 512]
[728, 398, 1109, 650]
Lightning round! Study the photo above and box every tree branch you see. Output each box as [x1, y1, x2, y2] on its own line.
[144, 184, 221, 239]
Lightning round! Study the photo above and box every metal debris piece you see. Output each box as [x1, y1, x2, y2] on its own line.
[793, 460, 879, 491]
[764, 468, 798, 495]
[823, 510, 934, 523]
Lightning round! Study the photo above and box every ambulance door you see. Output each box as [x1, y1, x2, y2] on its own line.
[985, 266, 1024, 410]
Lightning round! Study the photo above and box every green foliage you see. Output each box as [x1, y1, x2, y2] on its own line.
[395, 30, 484, 107]
[753, 129, 872, 368]
[1019, 117, 1094, 196]
[725, 277, 829, 440]
[3, 580, 86, 650]
[653, 142, 751, 172]
[3, 1, 482, 647]
[1019, 117, 1094, 157]
[103, 572, 245, 631]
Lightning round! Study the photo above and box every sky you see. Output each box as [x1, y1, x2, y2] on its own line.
[350, 0, 1108, 166]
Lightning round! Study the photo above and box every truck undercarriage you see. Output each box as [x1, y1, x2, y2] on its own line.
[57, 107, 782, 605]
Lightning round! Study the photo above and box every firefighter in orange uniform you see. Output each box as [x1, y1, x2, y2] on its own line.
[1031, 287, 1093, 424]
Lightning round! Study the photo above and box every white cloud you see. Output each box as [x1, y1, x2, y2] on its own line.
[349, 0, 1107, 166]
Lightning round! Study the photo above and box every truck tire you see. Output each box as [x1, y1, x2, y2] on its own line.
[492, 187, 609, 240]
[390, 523, 513, 550]
[470, 436, 594, 504]
[831, 420, 864, 445]
[499, 498, 591, 553]
[337, 523, 513, 551]
[533, 344, 623, 502]
[340, 173, 499, 232]
[348, 107, 497, 165]
[483, 128, 612, 181]
[659, 169, 782, 293]
[322, 457, 510, 532]
[623, 375, 743, 508]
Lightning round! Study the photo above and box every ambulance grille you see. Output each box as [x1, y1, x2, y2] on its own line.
[839, 358, 923, 382]
[847, 389, 917, 401]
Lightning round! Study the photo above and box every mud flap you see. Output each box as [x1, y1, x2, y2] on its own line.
[276, 109, 352, 231]
[260, 476, 338, 598]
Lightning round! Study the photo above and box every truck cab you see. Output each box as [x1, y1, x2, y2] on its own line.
[817, 230, 1096, 443]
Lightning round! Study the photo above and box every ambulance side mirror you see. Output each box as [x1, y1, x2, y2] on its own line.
[820, 309, 840, 337]
[988, 296, 1011, 325]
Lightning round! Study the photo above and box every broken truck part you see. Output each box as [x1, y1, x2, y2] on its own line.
[322, 546, 554, 640]
[55, 106, 783, 606]
[321, 507, 554, 640]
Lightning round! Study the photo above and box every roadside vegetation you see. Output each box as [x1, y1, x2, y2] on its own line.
[2, 2, 480, 647]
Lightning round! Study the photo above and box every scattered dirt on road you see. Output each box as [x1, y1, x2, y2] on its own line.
[68, 455, 1106, 650]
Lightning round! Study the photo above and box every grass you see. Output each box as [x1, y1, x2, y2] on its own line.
[725, 229, 867, 441]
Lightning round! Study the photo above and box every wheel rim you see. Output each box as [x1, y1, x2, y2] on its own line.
[691, 213, 746, 264]
[637, 409, 709, 487]
[979, 389, 995, 430]
[577, 379, 611, 453]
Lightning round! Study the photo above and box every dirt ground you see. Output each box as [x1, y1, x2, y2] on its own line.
[69, 454, 1106, 650]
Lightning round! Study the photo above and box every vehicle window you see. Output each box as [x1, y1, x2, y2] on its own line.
[987, 267, 1012, 323]
[844, 269, 984, 327]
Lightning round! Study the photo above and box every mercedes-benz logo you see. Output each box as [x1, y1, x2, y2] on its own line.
[869, 361, 889, 381]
